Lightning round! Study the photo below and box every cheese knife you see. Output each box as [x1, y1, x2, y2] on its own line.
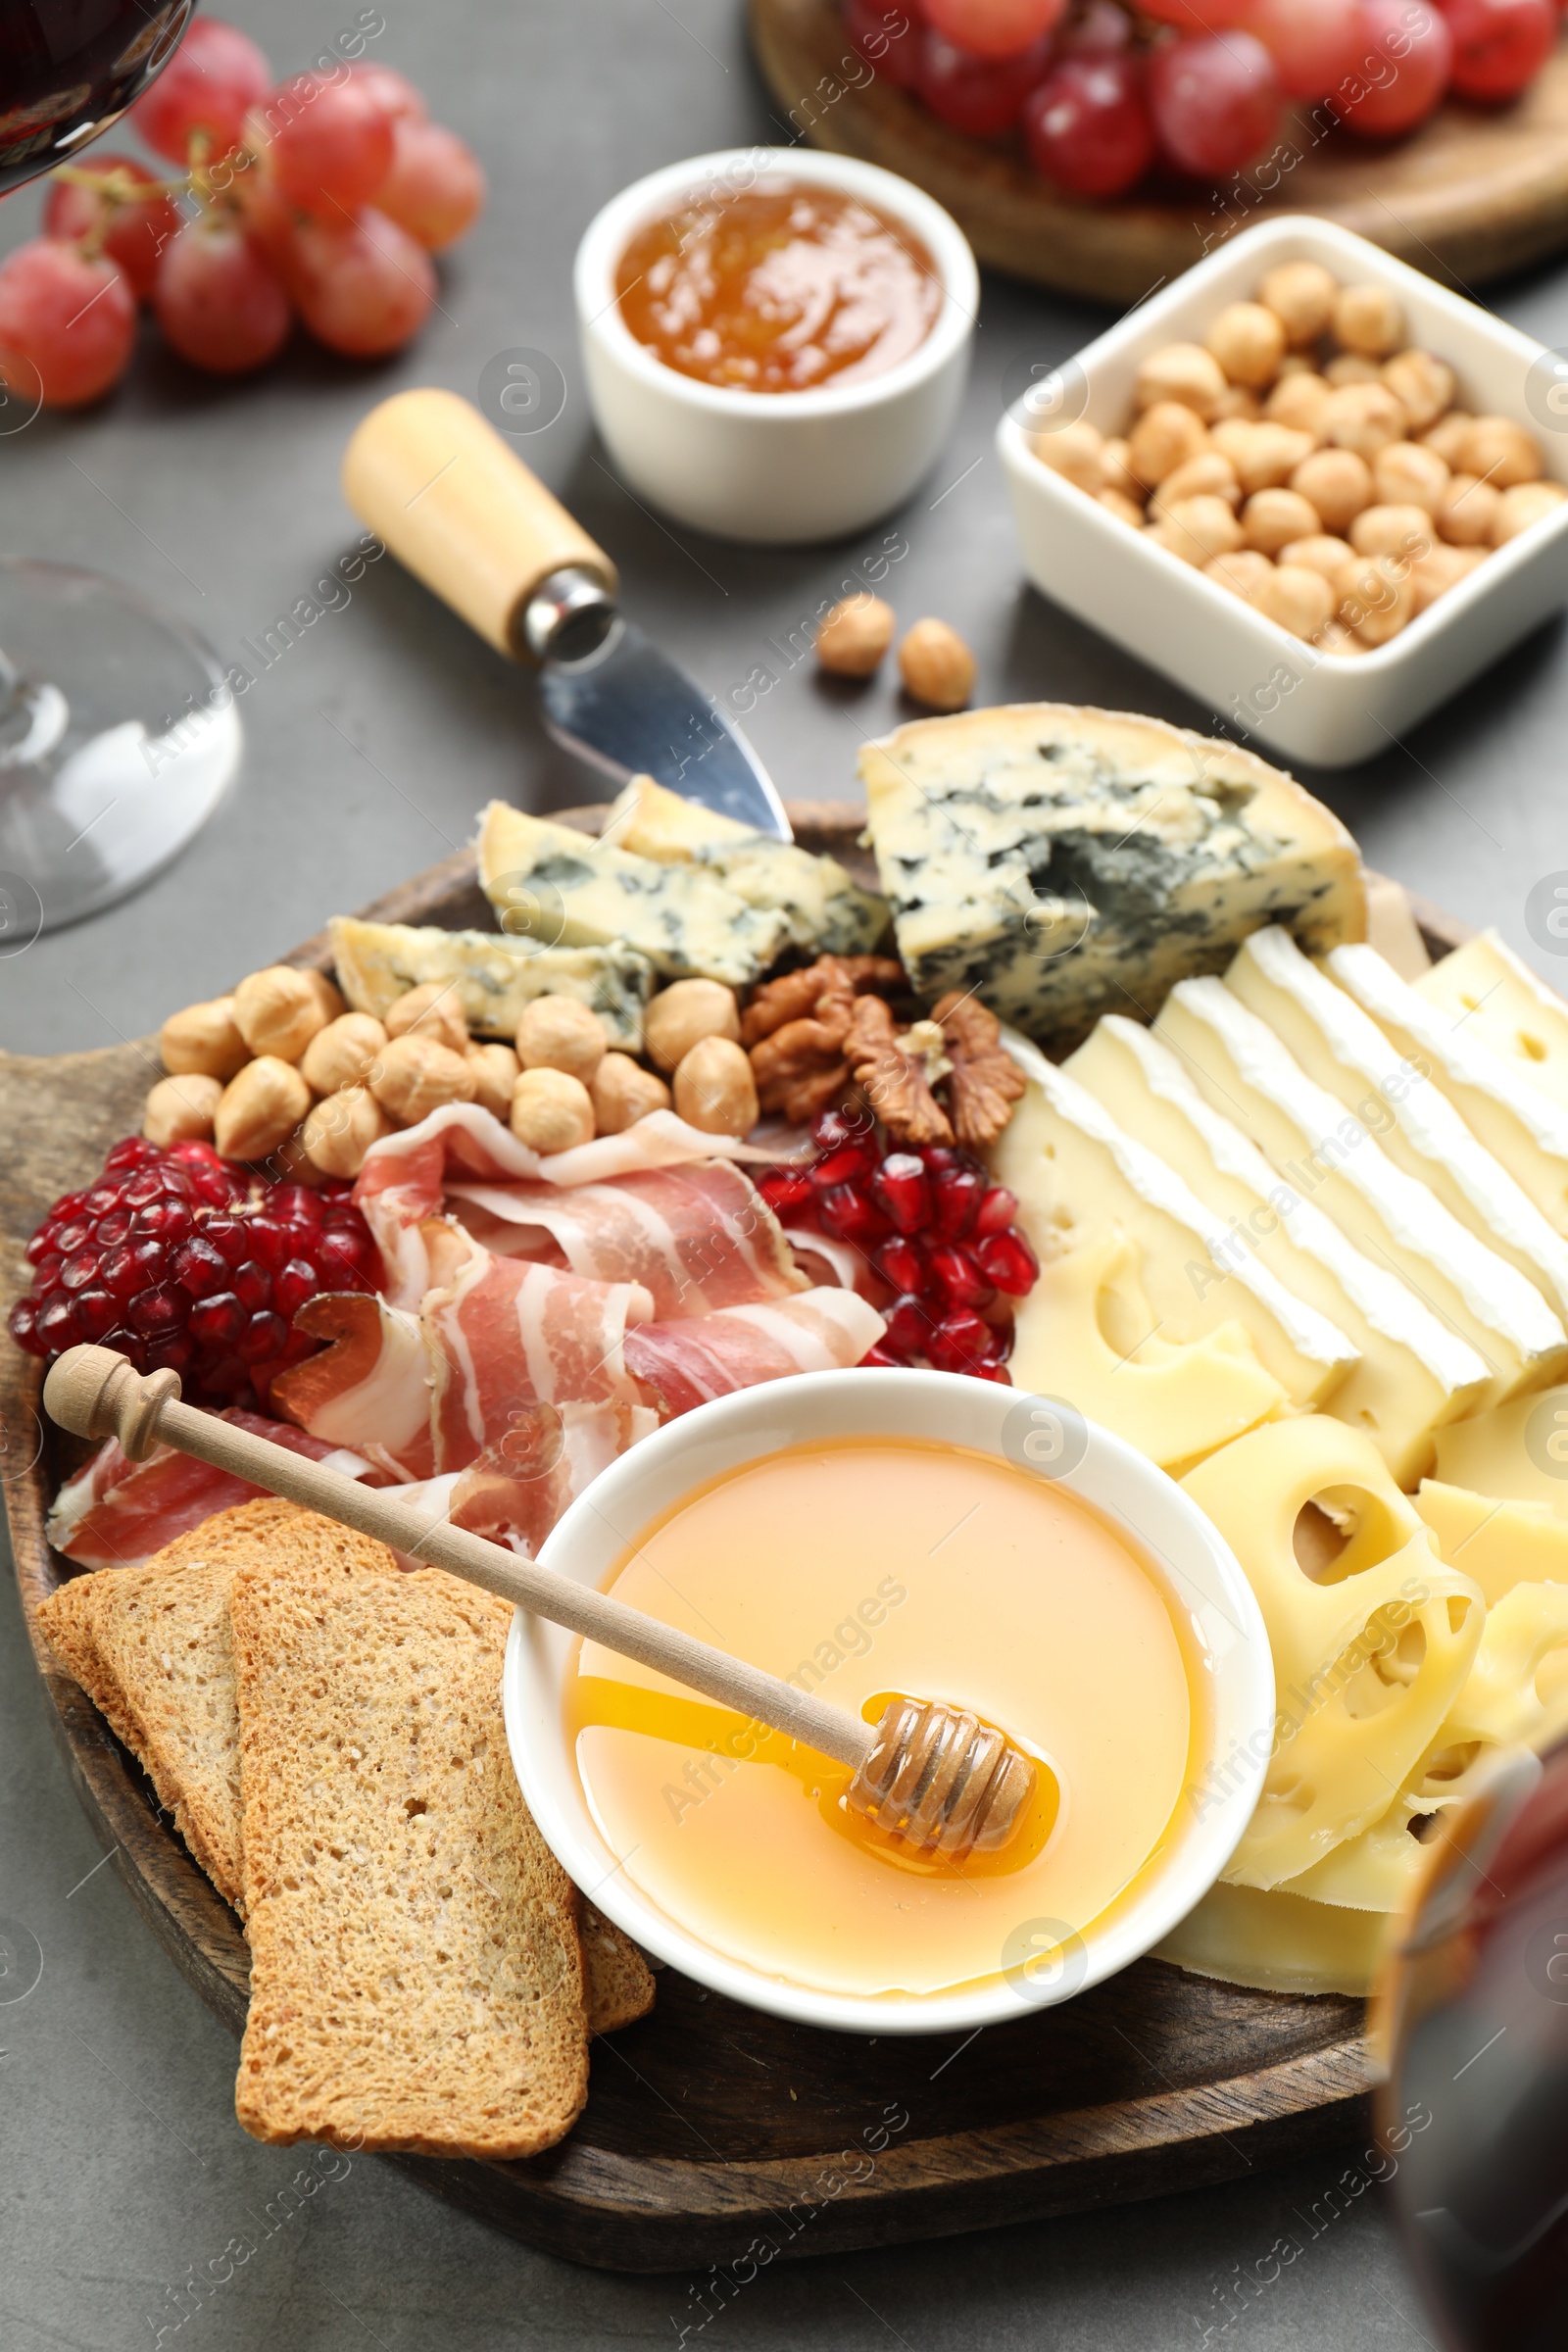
[342, 388, 790, 840]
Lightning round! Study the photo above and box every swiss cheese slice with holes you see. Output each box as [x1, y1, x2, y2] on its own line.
[1415, 1481, 1568, 1602]
[994, 1039, 1357, 1417]
[1227, 927, 1568, 1319]
[1154, 1880, 1385, 1996]
[1066, 1015, 1488, 1486]
[1430, 1385, 1568, 1518]
[1155, 977, 1568, 1412]
[1415, 928, 1568, 1117]
[1181, 1417, 1483, 1889]
[1443, 1582, 1568, 1753]
[1330, 941, 1568, 1242]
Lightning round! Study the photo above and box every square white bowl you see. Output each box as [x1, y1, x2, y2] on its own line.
[997, 214, 1568, 770]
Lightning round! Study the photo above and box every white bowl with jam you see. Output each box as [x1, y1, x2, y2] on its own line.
[574, 149, 978, 544]
[502, 1369, 1274, 2036]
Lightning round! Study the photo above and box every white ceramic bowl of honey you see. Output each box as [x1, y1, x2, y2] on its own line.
[502, 1370, 1273, 2036]
[574, 148, 978, 544]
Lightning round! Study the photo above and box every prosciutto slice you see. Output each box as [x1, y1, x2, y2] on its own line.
[270, 1293, 435, 1481]
[623, 1288, 885, 1418]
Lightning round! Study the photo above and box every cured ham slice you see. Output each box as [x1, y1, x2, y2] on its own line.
[623, 1288, 885, 1419]
[444, 1400, 660, 1555]
[445, 1163, 806, 1318]
[270, 1294, 434, 1482]
[46, 1409, 380, 1572]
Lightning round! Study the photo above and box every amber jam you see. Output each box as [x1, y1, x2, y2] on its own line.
[613, 179, 943, 395]
[565, 1438, 1209, 2002]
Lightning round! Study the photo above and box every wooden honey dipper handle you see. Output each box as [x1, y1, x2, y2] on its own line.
[43, 1348, 1035, 1860]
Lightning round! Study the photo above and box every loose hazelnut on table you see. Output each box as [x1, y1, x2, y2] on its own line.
[1436, 473, 1501, 547]
[143, 1071, 222, 1147]
[1493, 480, 1568, 543]
[1458, 416, 1544, 488]
[1210, 419, 1314, 494]
[511, 1065, 595, 1153]
[1263, 371, 1330, 440]
[1410, 544, 1487, 613]
[1240, 487, 1320, 557]
[1129, 400, 1209, 487]
[1134, 342, 1226, 418]
[1334, 283, 1405, 359]
[368, 1033, 475, 1125]
[591, 1053, 671, 1135]
[1150, 450, 1241, 514]
[383, 980, 467, 1054]
[1279, 533, 1356, 582]
[1032, 418, 1104, 492]
[301, 969, 346, 1025]
[1323, 383, 1407, 462]
[1162, 495, 1243, 565]
[1203, 549, 1275, 602]
[1349, 504, 1435, 562]
[1258, 259, 1339, 346]
[1254, 564, 1336, 641]
[215, 1055, 313, 1161]
[1290, 447, 1374, 535]
[1337, 553, 1416, 646]
[160, 995, 250, 1080]
[466, 1041, 520, 1120]
[644, 977, 741, 1073]
[1422, 412, 1475, 468]
[899, 618, 975, 712]
[514, 995, 607, 1083]
[814, 593, 896, 677]
[672, 1036, 760, 1138]
[1381, 350, 1455, 434]
[1205, 301, 1287, 390]
[232, 965, 330, 1063]
[300, 1010, 388, 1096]
[301, 1084, 393, 1179]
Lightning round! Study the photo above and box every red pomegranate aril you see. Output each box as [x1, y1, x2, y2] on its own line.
[759, 1169, 815, 1218]
[243, 1215, 291, 1270]
[9, 1298, 43, 1353]
[204, 1216, 253, 1267]
[873, 1234, 930, 1296]
[317, 1229, 376, 1284]
[189, 1292, 247, 1348]
[930, 1244, 997, 1310]
[818, 1184, 892, 1249]
[813, 1107, 875, 1154]
[275, 1257, 320, 1318]
[82, 1185, 122, 1217]
[871, 1152, 933, 1234]
[202, 1352, 252, 1395]
[53, 1218, 92, 1257]
[928, 1306, 1002, 1371]
[36, 1294, 77, 1350]
[809, 1144, 877, 1193]
[171, 1236, 227, 1298]
[70, 1288, 122, 1343]
[976, 1225, 1039, 1294]
[974, 1185, 1019, 1239]
[966, 1360, 1013, 1384]
[132, 1198, 194, 1245]
[30, 1252, 62, 1291]
[104, 1140, 154, 1170]
[50, 1191, 90, 1222]
[59, 1250, 102, 1293]
[859, 1342, 904, 1368]
[270, 1185, 321, 1227]
[122, 1170, 169, 1210]
[101, 1239, 164, 1299]
[127, 1282, 185, 1337]
[884, 1294, 936, 1356]
[933, 1165, 985, 1239]
[145, 1332, 196, 1377]
[237, 1311, 288, 1365]
[93, 1209, 132, 1249]
[232, 1260, 272, 1312]
[25, 1228, 58, 1266]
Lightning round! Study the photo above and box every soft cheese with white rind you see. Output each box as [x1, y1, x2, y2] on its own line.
[1415, 928, 1568, 1116]
[476, 802, 789, 988]
[1067, 1015, 1489, 1485]
[859, 704, 1365, 1047]
[1330, 941, 1568, 1242]
[995, 1037, 1358, 1411]
[329, 917, 652, 1050]
[1226, 927, 1568, 1318]
[1155, 977, 1568, 1410]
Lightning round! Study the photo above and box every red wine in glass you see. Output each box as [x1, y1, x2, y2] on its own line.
[0, 0, 193, 197]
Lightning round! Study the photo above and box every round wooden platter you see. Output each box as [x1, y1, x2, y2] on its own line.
[0, 808, 1466, 2275]
[751, 0, 1568, 304]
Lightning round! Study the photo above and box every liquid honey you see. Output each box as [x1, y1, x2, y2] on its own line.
[565, 1439, 1209, 2001]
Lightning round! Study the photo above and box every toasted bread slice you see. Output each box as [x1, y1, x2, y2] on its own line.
[580, 1904, 656, 2034]
[232, 1541, 589, 2158]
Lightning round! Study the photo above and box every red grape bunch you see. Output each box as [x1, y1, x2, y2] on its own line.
[845, 0, 1560, 201]
[0, 17, 484, 409]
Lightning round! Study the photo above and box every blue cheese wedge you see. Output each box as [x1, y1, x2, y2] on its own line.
[1067, 1014, 1489, 1487]
[476, 801, 789, 987]
[604, 774, 890, 957]
[1156, 976, 1568, 1410]
[1227, 927, 1568, 1319]
[859, 704, 1364, 1045]
[329, 917, 653, 1050]
[1414, 929, 1568, 1114]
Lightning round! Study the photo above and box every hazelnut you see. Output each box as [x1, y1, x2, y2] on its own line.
[1314, 619, 1364, 657]
[1143, 521, 1188, 562]
[1422, 412, 1475, 467]
[1255, 564, 1336, 641]
[232, 965, 330, 1063]
[644, 978, 741, 1073]
[301, 1084, 393, 1179]
[1373, 440, 1449, 514]
[1458, 415, 1544, 487]
[1337, 554, 1416, 646]
[510, 1066, 595, 1154]
[302, 969, 345, 1024]
[591, 1054, 672, 1135]
[1129, 400, 1209, 487]
[1098, 487, 1146, 528]
[1323, 382, 1407, 462]
[898, 618, 975, 712]
[160, 995, 249, 1080]
[672, 1037, 760, 1139]
[368, 1033, 475, 1126]
[1349, 505, 1435, 563]
[514, 995, 608, 1082]
[1278, 533, 1356, 582]
[383, 981, 467, 1054]
[1241, 487, 1321, 556]
[1210, 419, 1315, 494]
[300, 1011, 388, 1097]
[1100, 436, 1141, 499]
[1258, 260, 1339, 346]
[1410, 544, 1488, 613]
[1205, 301, 1287, 389]
[1493, 480, 1568, 544]
[1436, 473, 1501, 547]
[1290, 447, 1374, 534]
[814, 594, 896, 677]
[1325, 353, 1384, 387]
[466, 1042, 520, 1120]
[1210, 384, 1262, 422]
[214, 1055, 312, 1161]
[1203, 550, 1275, 602]
[1381, 350, 1455, 433]
[143, 1072, 222, 1147]
[1162, 495, 1244, 565]
[1032, 418, 1104, 492]
[1334, 283, 1405, 359]
[1134, 342, 1226, 418]
[1151, 450, 1241, 514]
[1263, 371, 1330, 440]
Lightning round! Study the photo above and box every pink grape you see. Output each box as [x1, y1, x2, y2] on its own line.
[1023, 55, 1155, 194]
[345, 61, 428, 123]
[1242, 0, 1367, 98]
[921, 0, 1064, 59]
[1438, 0, 1555, 98]
[42, 155, 183, 300]
[842, 0, 926, 86]
[1334, 0, 1453, 134]
[1138, 0, 1255, 24]
[1059, 0, 1133, 51]
[1148, 31, 1283, 176]
[131, 17, 270, 164]
[285, 208, 435, 357]
[154, 218, 291, 374]
[373, 122, 484, 251]
[916, 27, 1055, 133]
[260, 74, 396, 216]
[0, 239, 136, 407]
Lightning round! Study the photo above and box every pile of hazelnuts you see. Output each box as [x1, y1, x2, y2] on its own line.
[1034, 259, 1564, 652]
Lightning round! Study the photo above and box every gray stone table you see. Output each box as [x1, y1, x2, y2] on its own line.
[5, 0, 1561, 2340]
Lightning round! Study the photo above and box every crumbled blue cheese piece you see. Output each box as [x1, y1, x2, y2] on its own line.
[329, 916, 652, 1049]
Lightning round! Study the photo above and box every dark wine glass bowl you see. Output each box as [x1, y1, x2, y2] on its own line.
[0, 0, 194, 198]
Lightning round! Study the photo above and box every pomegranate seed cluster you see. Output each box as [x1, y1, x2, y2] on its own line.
[759, 1109, 1039, 1383]
[9, 1137, 379, 1408]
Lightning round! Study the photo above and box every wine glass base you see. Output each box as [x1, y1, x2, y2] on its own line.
[0, 560, 241, 942]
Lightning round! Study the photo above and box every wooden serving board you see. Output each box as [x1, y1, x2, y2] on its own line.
[0, 808, 1467, 2274]
[752, 0, 1568, 304]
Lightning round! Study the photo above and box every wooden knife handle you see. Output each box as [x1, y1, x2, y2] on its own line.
[341, 387, 618, 663]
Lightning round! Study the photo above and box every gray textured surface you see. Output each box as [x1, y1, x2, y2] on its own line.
[1, 0, 1556, 2339]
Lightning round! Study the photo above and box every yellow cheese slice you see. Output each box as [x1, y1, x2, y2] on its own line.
[1182, 1417, 1483, 1888]
[1415, 1480, 1568, 1602]
[1066, 1014, 1488, 1486]
[1431, 1386, 1568, 1519]
[1155, 1881, 1389, 1996]
[1155, 977, 1568, 1410]
[1444, 1582, 1568, 1751]
[1415, 928, 1568, 1119]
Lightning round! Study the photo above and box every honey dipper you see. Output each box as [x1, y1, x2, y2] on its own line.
[44, 1347, 1036, 1862]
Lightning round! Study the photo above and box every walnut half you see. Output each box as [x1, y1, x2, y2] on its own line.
[933, 992, 1026, 1151]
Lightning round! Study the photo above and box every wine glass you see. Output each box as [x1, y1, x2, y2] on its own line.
[0, 0, 241, 940]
